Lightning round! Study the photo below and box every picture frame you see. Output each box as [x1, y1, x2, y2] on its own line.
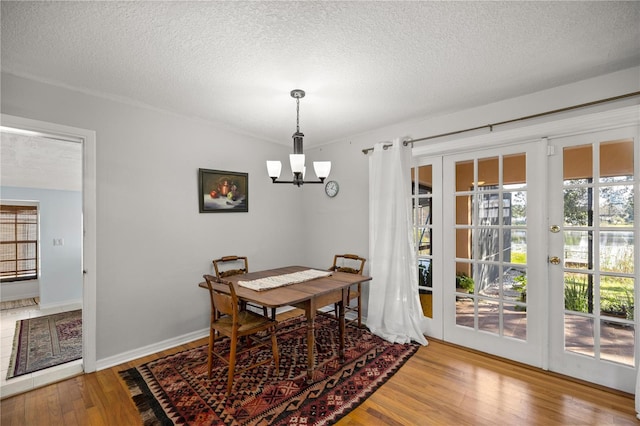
[198, 168, 248, 213]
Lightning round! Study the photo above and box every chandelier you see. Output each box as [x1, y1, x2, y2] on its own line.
[266, 89, 331, 187]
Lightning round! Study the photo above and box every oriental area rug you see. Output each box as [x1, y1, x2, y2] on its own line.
[7, 309, 82, 379]
[120, 315, 419, 425]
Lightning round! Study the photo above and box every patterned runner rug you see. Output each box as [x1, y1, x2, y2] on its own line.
[7, 309, 82, 379]
[120, 315, 419, 425]
[0, 297, 39, 311]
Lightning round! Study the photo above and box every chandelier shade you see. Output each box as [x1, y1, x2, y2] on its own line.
[266, 161, 282, 178]
[266, 89, 331, 187]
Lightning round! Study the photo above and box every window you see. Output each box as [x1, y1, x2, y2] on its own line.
[0, 204, 38, 281]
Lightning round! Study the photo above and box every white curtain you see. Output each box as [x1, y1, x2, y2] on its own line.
[366, 139, 428, 346]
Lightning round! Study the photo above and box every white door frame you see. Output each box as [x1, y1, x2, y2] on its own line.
[1, 114, 97, 373]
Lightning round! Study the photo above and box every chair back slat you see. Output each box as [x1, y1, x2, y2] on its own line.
[203, 274, 238, 318]
[213, 256, 248, 279]
[329, 254, 366, 275]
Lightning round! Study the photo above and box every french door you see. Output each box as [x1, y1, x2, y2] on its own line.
[547, 126, 638, 392]
[441, 142, 546, 366]
[427, 123, 638, 392]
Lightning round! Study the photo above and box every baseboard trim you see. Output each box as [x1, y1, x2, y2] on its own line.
[95, 305, 347, 372]
[38, 298, 82, 310]
[96, 328, 209, 371]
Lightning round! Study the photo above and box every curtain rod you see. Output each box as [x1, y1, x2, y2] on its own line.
[361, 91, 640, 155]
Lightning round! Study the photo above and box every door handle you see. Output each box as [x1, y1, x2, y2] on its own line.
[549, 256, 561, 265]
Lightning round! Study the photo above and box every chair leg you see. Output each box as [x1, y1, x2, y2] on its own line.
[271, 329, 279, 376]
[208, 328, 215, 378]
[226, 335, 237, 395]
[357, 293, 362, 328]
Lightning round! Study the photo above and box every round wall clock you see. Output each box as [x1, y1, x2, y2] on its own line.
[325, 180, 339, 198]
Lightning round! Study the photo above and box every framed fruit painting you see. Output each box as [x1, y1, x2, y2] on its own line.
[198, 168, 248, 213]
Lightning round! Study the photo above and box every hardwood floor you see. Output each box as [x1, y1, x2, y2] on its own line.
[1, 309, 637, 425]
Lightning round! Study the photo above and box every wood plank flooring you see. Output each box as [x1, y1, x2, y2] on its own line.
[1, 309, 637, 425]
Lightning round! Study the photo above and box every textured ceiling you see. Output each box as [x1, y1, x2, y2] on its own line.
[1, 1, 639, 148]
[1, 130, 82, 191]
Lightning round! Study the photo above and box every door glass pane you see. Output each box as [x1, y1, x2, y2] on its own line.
[418, 258, 432, 318]
[456, 298, 474, 328]
[506, 190, 527, 225]
[564, 231, 590, 269]
[417, 228, 431, 255]
[599, 185, 634, 227]
[456, 229, 471, 259]
[505, 267, 527, 303]
[478, 191, 501, 225]
[504, 153, 526, 187]
[600, 276, 634, 319]
[478, 157, 499, 187]
[563, 188, 591, 226]
[478, 299, 499, 335]
[455, 261, 474, 294]
[415, 165, 432, 192]
[565, 313, 595, 357]
[416, 194, 432, 255]
[478, 263, 500, 299]
[504, 302, 527, 339]
[599, 231, 634, 273]
[564, 144, 593, 184]
[600, 321, 635, 364]
[508, 230, 527, 264]
[477, 228, 500, 262]
[600, 139, 633, 183]
[456, 195, 471, 225]
[564, 272, 591, 314]
[456, 160, 474, 191]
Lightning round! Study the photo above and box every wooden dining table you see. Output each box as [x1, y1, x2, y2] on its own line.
[198, 265, 372, 383]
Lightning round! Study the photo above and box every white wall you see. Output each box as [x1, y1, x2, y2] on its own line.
[0, 187, 83, 307]
[1, 72, 306, 361]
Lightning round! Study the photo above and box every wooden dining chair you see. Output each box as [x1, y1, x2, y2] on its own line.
[212, 255, 274, 318]
[328, 254, 367, 328]
[202, 274, 280, 396]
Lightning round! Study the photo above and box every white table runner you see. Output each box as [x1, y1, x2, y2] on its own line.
[238, 269, 332, 291]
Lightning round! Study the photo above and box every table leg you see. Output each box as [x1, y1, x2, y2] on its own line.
[304, 300, 316, 383]
[339, 288, 347, 361]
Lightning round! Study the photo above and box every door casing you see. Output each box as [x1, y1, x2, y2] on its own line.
[1, 113, 97, 373]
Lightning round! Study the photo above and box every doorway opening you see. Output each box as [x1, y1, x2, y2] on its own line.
[0, 115, 96, 398]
